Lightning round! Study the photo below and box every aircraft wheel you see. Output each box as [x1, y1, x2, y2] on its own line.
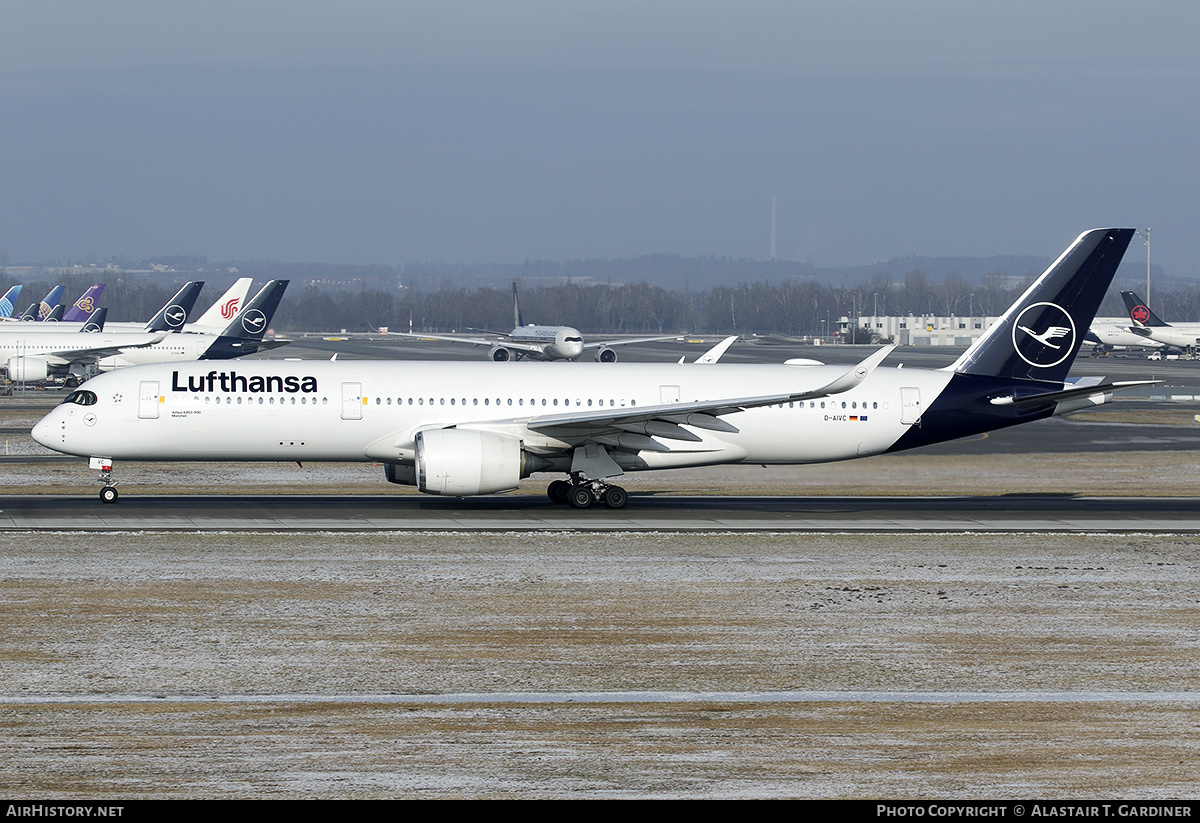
[602, 485, 628, 509]
[569, 485, 595, 509]
[99, 486, 119, 504]
[547, 480, 571, 504]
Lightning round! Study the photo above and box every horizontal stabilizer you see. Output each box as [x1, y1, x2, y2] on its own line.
[988, 380, 1158, 408]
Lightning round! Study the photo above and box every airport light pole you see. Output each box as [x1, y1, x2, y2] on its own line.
[1139, 228, 1151, 307]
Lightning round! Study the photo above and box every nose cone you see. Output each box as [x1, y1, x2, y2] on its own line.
[556, 330, 584, 359]
[30, 414, 56, 449]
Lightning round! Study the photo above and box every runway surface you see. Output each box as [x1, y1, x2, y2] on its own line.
[2, 492, 1199, 532]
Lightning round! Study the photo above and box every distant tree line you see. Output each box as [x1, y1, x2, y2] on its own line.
[3, 267, 1199, 338]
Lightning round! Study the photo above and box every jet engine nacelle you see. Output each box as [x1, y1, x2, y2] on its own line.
[416, 428, 527, 496]
[594, 347, 618, 363]
[7, 356, 51, 383]
[488, 345, 513, 362]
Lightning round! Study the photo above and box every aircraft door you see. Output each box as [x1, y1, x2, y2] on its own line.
[137, 381, 160, 419]
[900, 387, 921, 425]
[341, 382, 364, 420]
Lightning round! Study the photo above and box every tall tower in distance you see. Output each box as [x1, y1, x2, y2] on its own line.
[770, 195, 777, 261]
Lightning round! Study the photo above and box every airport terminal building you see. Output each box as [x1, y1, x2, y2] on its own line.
[851, 314, 996, 346]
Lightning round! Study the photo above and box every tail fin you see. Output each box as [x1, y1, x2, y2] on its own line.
[949, 228, 1135, 384]
[1120, 290, 1167, 327]
[0, 285, 21, 318]
[62, 284, 105, 322]
[81, 307, 107, 333]
[144, 281, 204, 331]
[21, 285, 63, 320]
[200, 280, 289, 359]
[43, 304, 64, 322]
[189, 277, 252, 332]
[513, 282, 524, 328]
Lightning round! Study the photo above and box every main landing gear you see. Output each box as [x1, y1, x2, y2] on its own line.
[547, 475, 629, 509]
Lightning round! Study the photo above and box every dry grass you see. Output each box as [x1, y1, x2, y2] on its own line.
[0, 531, 1197, 797]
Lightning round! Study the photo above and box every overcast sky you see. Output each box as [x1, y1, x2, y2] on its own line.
[1, 1, 1197, 275]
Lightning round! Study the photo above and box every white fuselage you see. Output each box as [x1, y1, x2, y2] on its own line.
[94, 333, 219, 371]
[508, 325, 585, 360]
[32, 359, 954, 469]
[1085, 322, 1164, 349]
[1133, 323, 1200, 349]
[0, 331, 166, 368]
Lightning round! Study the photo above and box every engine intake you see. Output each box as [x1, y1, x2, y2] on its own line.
[7, 356, 51, 383]
[416, 428, 541, 496]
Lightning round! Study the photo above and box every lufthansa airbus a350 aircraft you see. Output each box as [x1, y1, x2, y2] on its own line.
[34, 229, 1148, 506]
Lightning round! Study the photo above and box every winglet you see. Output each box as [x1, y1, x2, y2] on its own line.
[694, 336, 738, 364]
[791, 344, 896, 400]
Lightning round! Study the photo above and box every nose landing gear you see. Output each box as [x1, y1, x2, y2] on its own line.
[89, 456, 118, 503]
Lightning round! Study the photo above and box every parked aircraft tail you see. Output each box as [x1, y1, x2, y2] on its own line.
[81, 307, 107, 333]
[948, 228, 1135, 384]
[20, 285, 63, 321]
[1120, 290, 1168, 327]
[200, 280, 289, 359]
[144, 281, 205, 332]
[513, 282, 524, 328]
[62, 284, 105, 323]
[0, 285, 22, 317]
[189, 277, 252, 333]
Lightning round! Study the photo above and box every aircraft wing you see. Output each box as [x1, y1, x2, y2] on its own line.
[472, 345, 897, 450]
[393, 332, 547, 355]
[36, 333, 168, 365]
[583, 335, 680, 350]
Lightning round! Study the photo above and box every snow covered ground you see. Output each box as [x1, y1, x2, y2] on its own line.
[0, 530, 1196, 798]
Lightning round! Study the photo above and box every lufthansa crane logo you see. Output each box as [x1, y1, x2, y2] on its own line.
[1130, 304, 1151, 325]
[164, 304, 186, 327]
[240, 308, 267, 335]
[1011, 302, 1076, 368]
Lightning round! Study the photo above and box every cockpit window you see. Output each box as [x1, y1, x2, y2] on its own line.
[62, 390, 98, 407]
[565, 336, 583, 343]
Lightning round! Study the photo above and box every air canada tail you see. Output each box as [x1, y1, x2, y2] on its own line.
[949, 228, 1135, 384]
[1120, 290, 1167, 327]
